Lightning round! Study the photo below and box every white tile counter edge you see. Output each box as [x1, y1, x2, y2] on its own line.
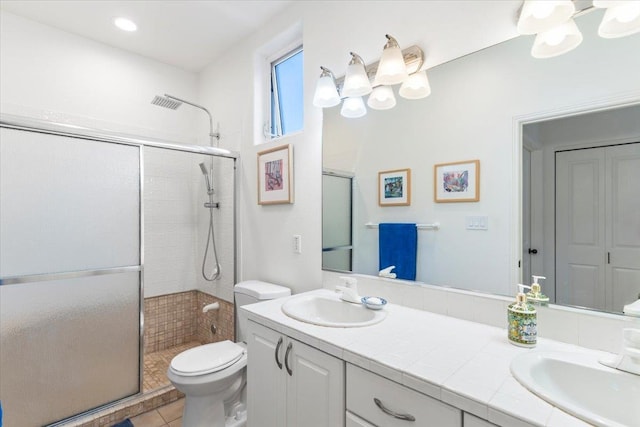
[241, 289, 608, 427]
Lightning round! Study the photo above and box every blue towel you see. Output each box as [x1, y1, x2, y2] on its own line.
[111, 419, 133, 427]
[379, 223, 417, 280]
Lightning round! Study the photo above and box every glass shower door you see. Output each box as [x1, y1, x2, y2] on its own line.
[0, 127, 142, 426]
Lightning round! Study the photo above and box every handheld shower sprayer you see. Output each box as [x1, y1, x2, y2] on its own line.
[199, 162, 214, 195]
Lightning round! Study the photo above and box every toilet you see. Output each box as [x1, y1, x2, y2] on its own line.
[167, 281, 291, 427]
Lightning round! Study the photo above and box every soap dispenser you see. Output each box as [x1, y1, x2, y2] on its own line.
[526, 275, 549, 305]
[508, 284, 537, 347]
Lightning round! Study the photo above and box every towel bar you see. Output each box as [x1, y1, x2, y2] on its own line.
[365, 222, 440, 230]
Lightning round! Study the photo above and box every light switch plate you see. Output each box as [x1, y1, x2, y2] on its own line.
[466, 216, 488, 230]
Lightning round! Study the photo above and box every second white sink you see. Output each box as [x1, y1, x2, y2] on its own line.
[510, 351, 640, 427]
[281, 293, 386, 327]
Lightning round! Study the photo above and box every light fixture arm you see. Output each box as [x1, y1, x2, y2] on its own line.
[348, 52, 366, 66]
[319, 66, 335, 80]
[384, 34, 400, 49]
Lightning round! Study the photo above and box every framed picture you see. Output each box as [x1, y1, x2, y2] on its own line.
[257, 144, 293, 205]
[434, 159, 480, 203]
[378, 168, 411, 206]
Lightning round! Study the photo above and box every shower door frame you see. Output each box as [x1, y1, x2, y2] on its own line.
[0, 113, 239, 424]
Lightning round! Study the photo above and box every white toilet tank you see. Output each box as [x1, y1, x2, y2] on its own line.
[234, 280, 290, 343]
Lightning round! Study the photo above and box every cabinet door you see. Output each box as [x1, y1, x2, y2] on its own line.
[246, 321, 286, 427]
[286, 339, 345, 427]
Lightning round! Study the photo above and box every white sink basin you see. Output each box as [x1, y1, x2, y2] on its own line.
[281, 293, 386, 327]
[510, 352, 640, 427]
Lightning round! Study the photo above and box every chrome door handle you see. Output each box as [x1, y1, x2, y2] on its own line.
[274, 337, 283, 369]
[373, 398, 416, 422]
[284, 342, 293, 376]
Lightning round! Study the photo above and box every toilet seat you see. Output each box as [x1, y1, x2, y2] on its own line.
[170, 340, 245, 377]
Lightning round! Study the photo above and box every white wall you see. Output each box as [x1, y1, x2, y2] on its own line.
[194, 1, 523, 295]
[0, 10, 198, 143]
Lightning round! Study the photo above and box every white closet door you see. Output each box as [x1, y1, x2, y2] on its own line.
[556, 148, 606, 309]
[605, 143, 640, 312]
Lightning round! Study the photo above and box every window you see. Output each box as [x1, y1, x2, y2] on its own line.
[270, 46, 303, 138]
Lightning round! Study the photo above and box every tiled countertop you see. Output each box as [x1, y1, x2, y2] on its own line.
[241, 289, 609, 427]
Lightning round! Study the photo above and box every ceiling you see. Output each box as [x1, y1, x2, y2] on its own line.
[0, 0, 293, 72]
[0, 1, 529, 73]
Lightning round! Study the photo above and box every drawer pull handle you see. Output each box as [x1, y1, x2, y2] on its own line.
[275, 337, 283, 369]
[285, 342, 293, 376]
[373, 398, 416, 422]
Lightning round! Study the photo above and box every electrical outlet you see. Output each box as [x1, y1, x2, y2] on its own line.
[293, 235, 302, 253]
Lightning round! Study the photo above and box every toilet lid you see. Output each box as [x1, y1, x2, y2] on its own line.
[170, 340, 245, 376]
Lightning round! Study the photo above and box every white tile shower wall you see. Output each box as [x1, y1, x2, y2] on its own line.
[144, 148, 201, 297]
[323, 271, 639, 354]
[194, 155, 236, 302]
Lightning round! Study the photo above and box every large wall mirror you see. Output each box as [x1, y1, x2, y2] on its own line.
[322, 9, 640, 315]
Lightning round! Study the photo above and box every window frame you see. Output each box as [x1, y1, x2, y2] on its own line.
[268, 44, 303, 140]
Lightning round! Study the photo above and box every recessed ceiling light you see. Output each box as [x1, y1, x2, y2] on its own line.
[114, 17, 137, 32]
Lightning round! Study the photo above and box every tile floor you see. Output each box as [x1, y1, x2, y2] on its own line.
[130, 398, 184, 427]
[143, 341, 201, 391]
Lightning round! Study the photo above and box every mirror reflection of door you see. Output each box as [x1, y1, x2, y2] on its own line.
[322, 172, 353, 272]
[556, 143, 640, 312]
[523, 104, 640, 313]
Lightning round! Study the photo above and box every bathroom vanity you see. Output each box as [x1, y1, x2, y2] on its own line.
[241, 289, 618, 427]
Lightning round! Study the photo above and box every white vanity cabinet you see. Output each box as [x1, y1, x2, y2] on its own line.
[347, 364, 462, 427]
[246, 320, 345, 427]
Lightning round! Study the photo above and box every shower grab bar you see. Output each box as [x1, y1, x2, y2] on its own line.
[0, 265, 141, 286]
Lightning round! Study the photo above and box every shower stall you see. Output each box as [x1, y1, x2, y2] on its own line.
[0, 115, 238, 426]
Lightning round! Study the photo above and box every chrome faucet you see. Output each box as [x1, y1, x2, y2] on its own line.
[600, 328, 640, 375]
[336, 276, 361, 304]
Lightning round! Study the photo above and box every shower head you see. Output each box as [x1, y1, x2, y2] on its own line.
[151, 95, 182, 110]
[199, 162, 214, 195]
[151, 93, 220, 145]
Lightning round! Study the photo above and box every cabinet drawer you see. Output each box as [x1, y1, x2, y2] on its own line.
[347, 364, 461, 427]
[346, 411, 377, 427]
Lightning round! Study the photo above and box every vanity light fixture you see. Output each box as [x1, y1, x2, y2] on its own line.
[517, 1, 576, 34]
[313, 35, 430, 118]
[341, 52, 373, 97]
[594, 0, 640, 38]
[312, 66, 341, 108]
[399, 71, 431, 99]
[374, 34, 409, 85]
[367, 86, 396, 110]
[341, 96, 367, 118]
[531, 18, 583, 58]
[114, 17, 137, 32]
[518, 0, 640, 58]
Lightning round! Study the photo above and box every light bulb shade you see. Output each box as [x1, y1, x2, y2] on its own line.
[531, 19, 583, 58]
[313, 75, 340, 108]
[367, 86, 397, 110]
[341, 97, 367, 118]
[517, 1, 576, 34]
[399, 71, 431, 100]
[342, 54, 372, 97]
[598, 2, 640, 38]
[374, 35, 409, 85]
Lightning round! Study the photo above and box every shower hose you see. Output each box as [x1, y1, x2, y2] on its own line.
[203, 193, 221, 281]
